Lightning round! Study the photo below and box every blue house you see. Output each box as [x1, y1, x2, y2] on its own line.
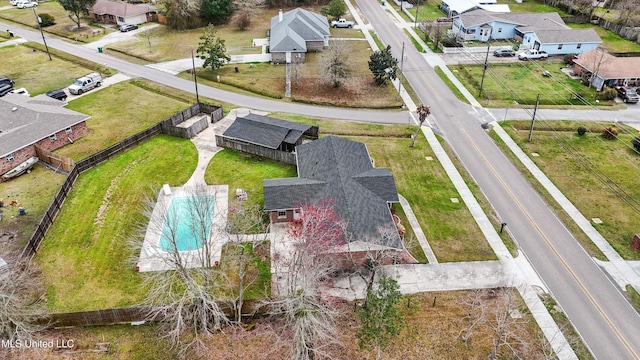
[452, 10, 601, 55]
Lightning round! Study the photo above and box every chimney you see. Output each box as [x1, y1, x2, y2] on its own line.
[279, 9, 283, 22]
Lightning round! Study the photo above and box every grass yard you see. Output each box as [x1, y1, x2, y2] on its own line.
[292, 40, 403, 108]
[498, 0, 568, 15]
[450, 61, 604, 107]
[0, 165, 66, 250]
[498, 120, 640, 260]
[220, 241, 271, 300]
[568, 23, 640, 53]
[58, 80, 190, 161]
[36, 135, 198, 311]
[354, 136, 495, 262]
[0, 1, 110, 43]
[0, 44, 94, 95]
[204, 149, 297, 209]
[410, 2, 447, 22]
[194, 62, 286, 99]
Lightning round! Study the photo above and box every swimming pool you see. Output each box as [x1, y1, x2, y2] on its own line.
[159, 195, 215, 252]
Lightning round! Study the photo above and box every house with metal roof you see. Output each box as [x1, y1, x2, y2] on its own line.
[0, 94, 90, 180]
[90, 0, 157, 26]
[452, 10, 601, 55]
[269, 8, 330, 64]
[264, 136, 405, 251]
[441, 0, 510, 18]
[572, 48, 640, 90]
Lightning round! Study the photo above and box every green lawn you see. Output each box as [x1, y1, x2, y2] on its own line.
[0, 44, 93, 95]
[498, 120, 640, 260]
[498, 0, 568, 15]
[36, 135, 198, 312]
[59, 81, 190, 161]
[568, 23, 640, 53]
[204, 149, 297, 209]
[449, 61, 605, 107]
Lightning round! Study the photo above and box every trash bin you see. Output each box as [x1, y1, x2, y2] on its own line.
[97, 46, 103, 53]
[381, 0, 385, 5]
[18, 207, 26, 216]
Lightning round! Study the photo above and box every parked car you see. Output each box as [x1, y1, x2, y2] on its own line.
[119, 23, 138, 32]
[0, 76, 15, 87]
[9, 87, 29, 97]
[518, 49, 548, 60]
[0, 84, 13, 97]
[436, 17, 453, 23]
[68, 72, 102, 95]
[330, 19, 354, 28]
[16, 1, 37, 8]
[46, 88, 68, 101]
[615, 86, 639, 103]
[493, 48, 515, 57]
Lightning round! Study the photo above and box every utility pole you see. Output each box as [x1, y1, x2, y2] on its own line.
[32, 7, 51, 60]
[528, 93, 540, 142]
[397, 42, 405, 100]
[190, 46, 200, 104]
[414, 0, 420, 28]
[478, 27, 492, 98]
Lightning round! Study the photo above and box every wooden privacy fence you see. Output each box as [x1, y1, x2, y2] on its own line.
[35, 146, 75, 172]
[21, 103, 223, 258]
[215, 135, 297, 165]
[39, 300, 264, 328]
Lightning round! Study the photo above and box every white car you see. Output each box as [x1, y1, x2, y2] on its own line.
[9, 88, 30, 97]
[17, 1, 38, 8]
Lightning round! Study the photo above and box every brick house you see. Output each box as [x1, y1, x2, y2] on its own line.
[270, 8, 330, 64]
[0, 94, 90, 180]
[90, 0, 157, 26]
[572, 48, 640, 91]
[264, 136, 409, 255]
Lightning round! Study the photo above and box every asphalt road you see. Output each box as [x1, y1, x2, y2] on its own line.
[1, 21, 408, 124]
[353, 0, 640, 359]
[4, 15, 640, 358]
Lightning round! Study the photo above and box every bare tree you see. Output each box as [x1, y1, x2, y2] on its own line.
[162, 0, 201, 30]
[223, 203, 269, 324]
[615, 0, 640, 26]
[264, 199, 347, 360]
[572, 0, 599, 18]
[0, 246, 46, 343]
[585, 46, 607, 89]
[420, 22, 447, 50]
[322, 41, 350, 88]
[132, 185, 230, 352]
[457, 289, 486, 345]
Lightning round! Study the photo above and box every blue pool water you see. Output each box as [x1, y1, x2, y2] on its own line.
[159, 196, 215, 252]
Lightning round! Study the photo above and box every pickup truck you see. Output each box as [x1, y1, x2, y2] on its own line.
[331, 19, 355, 28]
[68, 73, 102, 95]
[518, 50, 548, 60]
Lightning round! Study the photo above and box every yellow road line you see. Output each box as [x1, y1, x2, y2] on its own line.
[460, 127, 640, 359]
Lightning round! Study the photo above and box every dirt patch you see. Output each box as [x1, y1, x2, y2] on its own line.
[291, 77, 403, 108]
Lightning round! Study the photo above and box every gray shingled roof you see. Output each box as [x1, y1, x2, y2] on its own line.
[270, 8, 329, 53]
[458, 9, 567, 31]
[0, 94, 90, 157]
[534, 29, 602, 44]
[264, 136, 402, 249]
[222, 114, 311, 149]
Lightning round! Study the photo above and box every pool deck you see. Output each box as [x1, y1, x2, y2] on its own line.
[136, 185, 229, 272]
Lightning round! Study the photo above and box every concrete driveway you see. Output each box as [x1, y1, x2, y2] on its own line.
[84, 23, 160, 49]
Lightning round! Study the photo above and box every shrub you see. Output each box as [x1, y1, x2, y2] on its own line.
[632, 136, 640, 152]
[233, 10, 250, 30]
[577, 126, 587, 135]
[602, 126, 618, 139]
[596, 87, 618, 101]
[38, 13, 55, 27]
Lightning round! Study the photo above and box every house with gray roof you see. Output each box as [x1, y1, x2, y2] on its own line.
[264, 136, 405, 251]
[0, 94, 90, 180]
[452, 10, 601, 55]
[270, 8, 330, 64]
[222, 113, 318, 152]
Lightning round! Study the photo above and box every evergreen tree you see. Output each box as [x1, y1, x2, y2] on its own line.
[368, 45, 398, 85]
[197, 24, 231, 70]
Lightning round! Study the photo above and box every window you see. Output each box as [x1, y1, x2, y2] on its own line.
[49, 134, 57, 141]
[65, 127, 72, 134]
[558, 44, 563, 50]
[498, 27, 502, 33]
[117, 16, 124, 22]
[577, 43, 582, 49]
[277, 210, 287, 219]
[5, 154, 14, 162]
